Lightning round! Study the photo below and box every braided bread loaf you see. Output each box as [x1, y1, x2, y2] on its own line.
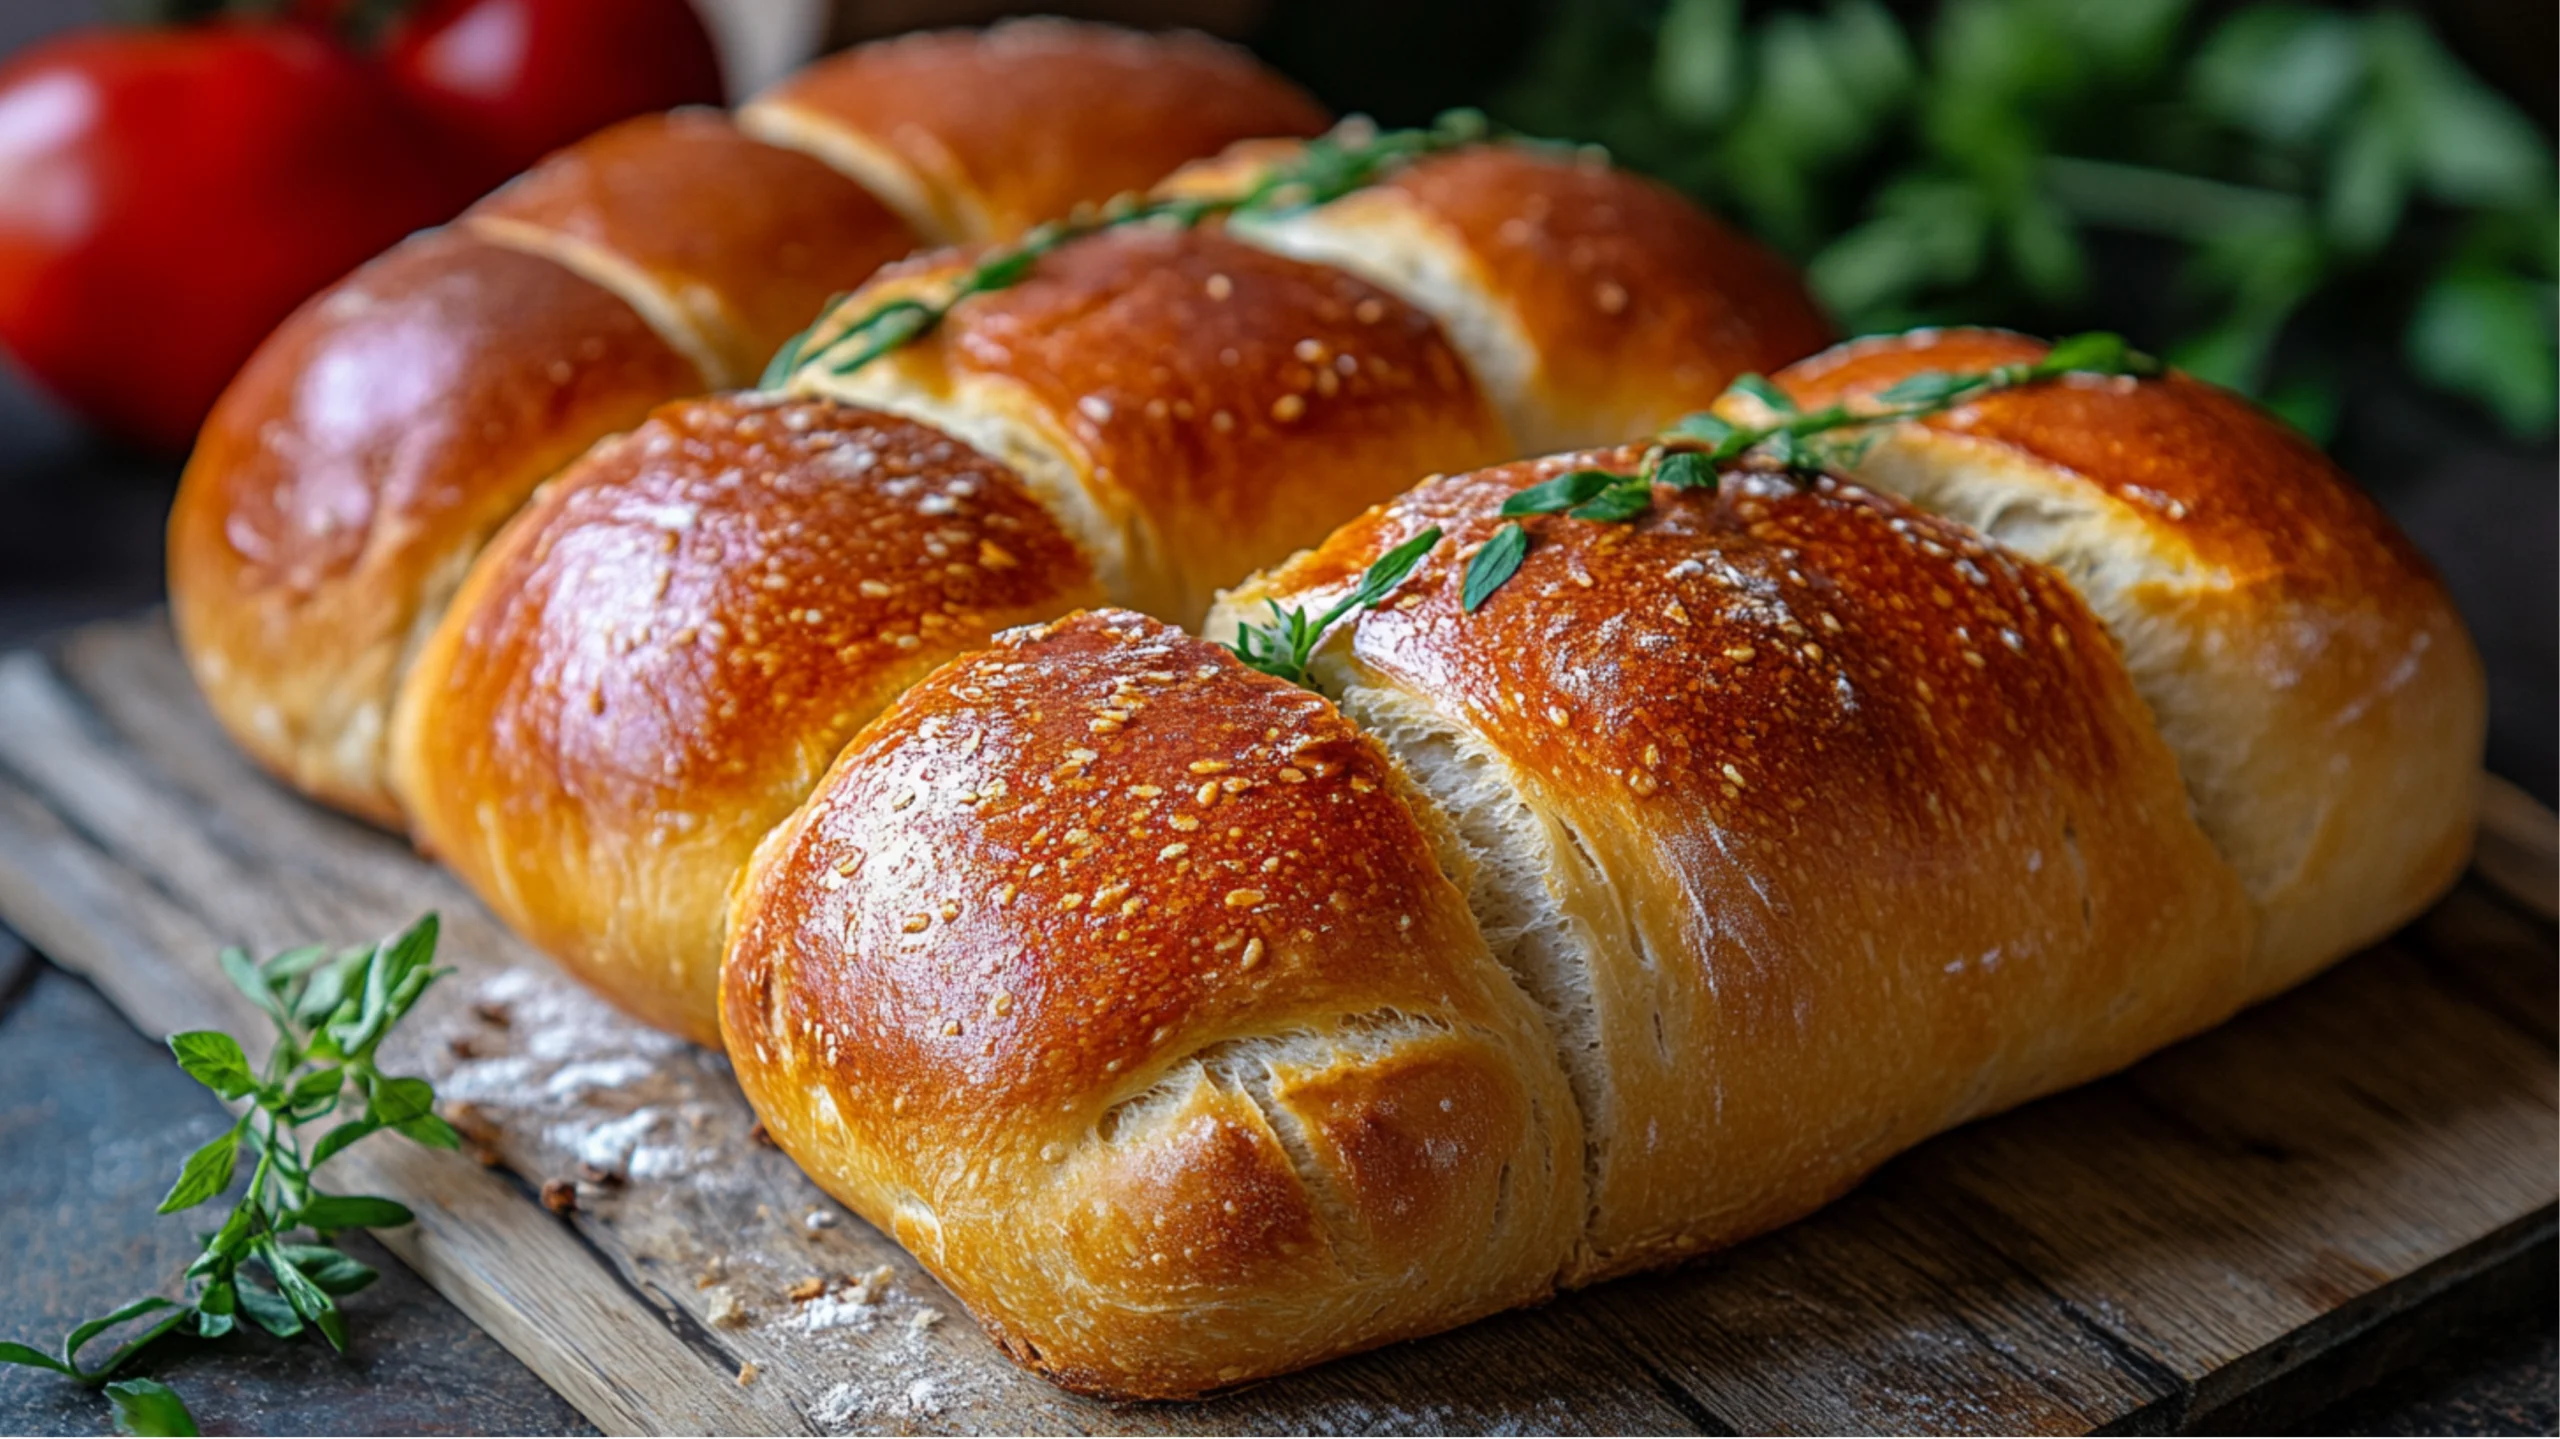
[165, 35, 2477, 1397]
[713, 330, 2477, 1394]
[169, 20, 1328, 824]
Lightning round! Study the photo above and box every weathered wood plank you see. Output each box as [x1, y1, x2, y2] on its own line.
[1, 613, 2551, 1437]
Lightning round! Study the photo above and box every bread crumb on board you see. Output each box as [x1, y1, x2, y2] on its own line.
[540, 1178, 577, 1214]
[704, 1287, 749, 1330]
[736, 1360, 760, 1386]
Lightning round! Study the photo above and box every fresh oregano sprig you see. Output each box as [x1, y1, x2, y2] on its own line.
[1226, 526, 1445, 686]
[1, 916, 460, 1436]
[760, 109, 1497, 390]
[1457, 330, 2160, 609]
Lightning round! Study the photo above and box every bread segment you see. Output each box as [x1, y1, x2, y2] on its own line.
[389, 396, 1098, 1045]
[169, 231, 706, 824]
[1759, 329, 2485, 996]
[722, 611, 1581, 1397]
[1171, 142, 1833, 451]
[792, 227, 1511, 624]
[462, 111, 919, 388]
[741, 18, 1328, 244]
[1214, 454, 2257, 1275]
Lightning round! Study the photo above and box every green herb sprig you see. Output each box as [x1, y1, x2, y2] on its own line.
[1456, 330, 2156, 609]
[2, 916, 460, 1436]
[761, 109, 1496, 390]
[1227, 526, 1445, 686]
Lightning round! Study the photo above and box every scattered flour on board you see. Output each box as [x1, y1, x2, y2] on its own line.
[432, 967, 732, 1182]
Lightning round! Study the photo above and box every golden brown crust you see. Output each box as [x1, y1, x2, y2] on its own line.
[1764, 329, 2486, 994]
[169, 230, 703, 823]
[1392, 147, 1830, 437]
[1220, 455, 2255, 1270]
[1179, 141, 1833, 450]
[743, 19, 1328, 242]
[794, 225, 1511, 622]
[389, 395, 1098, 1045]
[464, 110, 918, 387]
[723, 610, 1580, 1397]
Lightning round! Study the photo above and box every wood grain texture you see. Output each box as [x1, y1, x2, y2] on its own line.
[0, 613, 2549, 1437]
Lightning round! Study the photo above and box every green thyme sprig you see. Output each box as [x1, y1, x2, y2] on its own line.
[1456, 330, 2159, 609]
[760, 109, 1497, 390]
[1226, 526, 1445, 686]
[2, 916, 460, 1436]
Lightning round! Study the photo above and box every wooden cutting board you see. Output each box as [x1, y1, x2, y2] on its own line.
[0, 615, 2550, 1436]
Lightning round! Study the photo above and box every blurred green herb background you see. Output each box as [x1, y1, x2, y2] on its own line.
[1274, 0, 2556, 444]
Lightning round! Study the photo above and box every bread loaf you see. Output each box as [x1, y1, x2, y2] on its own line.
[170, 21, 1327, 823]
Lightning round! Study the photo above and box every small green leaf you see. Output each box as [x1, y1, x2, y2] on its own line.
[156, 1128, 241, 1215]
[192, 1282, 234, 1340]
[1568, 478, 1657, 522]
[1654, 0, 1743, 126]
[191, 1205, 253, 1274]
[1501, 469, 1622, 515]
[308, 1118, 381, 1169]
[105, 1379, 198, 1438]
[233, 1282, 300, 1340]
[2323, 107, 2409, 255]
[1876, 370, 1966, 405]
[1462, 523, 1531, 613]
[1653, 452, 1718, 491]
[2189, 7, 2361, 147]
[293, 949, 363, 1029]
[288, 1066, 345, 1110]
[216, 948, 288, 1034]
[2037, 332, 2135, 377]
[1725, 373, 1796, 413]
[394, 1110, 464, 1152]
[167, 1033, 255, 1101]
[260, 945, 330, 984]
[1664, 412, 1734, 446]
[366, 1075, 437, 1127]
[275, 1245, 380, 1297]
[1761, 429, 1806, 468]
[62, 1298, 181, 1375]
[259, 1243, 345, 1352]
[1347, 526, 1445, 609]
[298, 1194, 415, 1232]
[0, 1341, 73, 1374]
[2408, 268, 2558, 437]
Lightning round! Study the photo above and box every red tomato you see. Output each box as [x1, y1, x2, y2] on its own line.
[383, 0, 724, 176]
[0, 23, 477, 448]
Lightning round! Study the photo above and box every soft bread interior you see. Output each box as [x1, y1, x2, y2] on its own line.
[1304, 643, 1617, 1255]
[736, 101, 968, 243]
[465, 216, 741, 388]
[1232, 202, 1551, 450]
